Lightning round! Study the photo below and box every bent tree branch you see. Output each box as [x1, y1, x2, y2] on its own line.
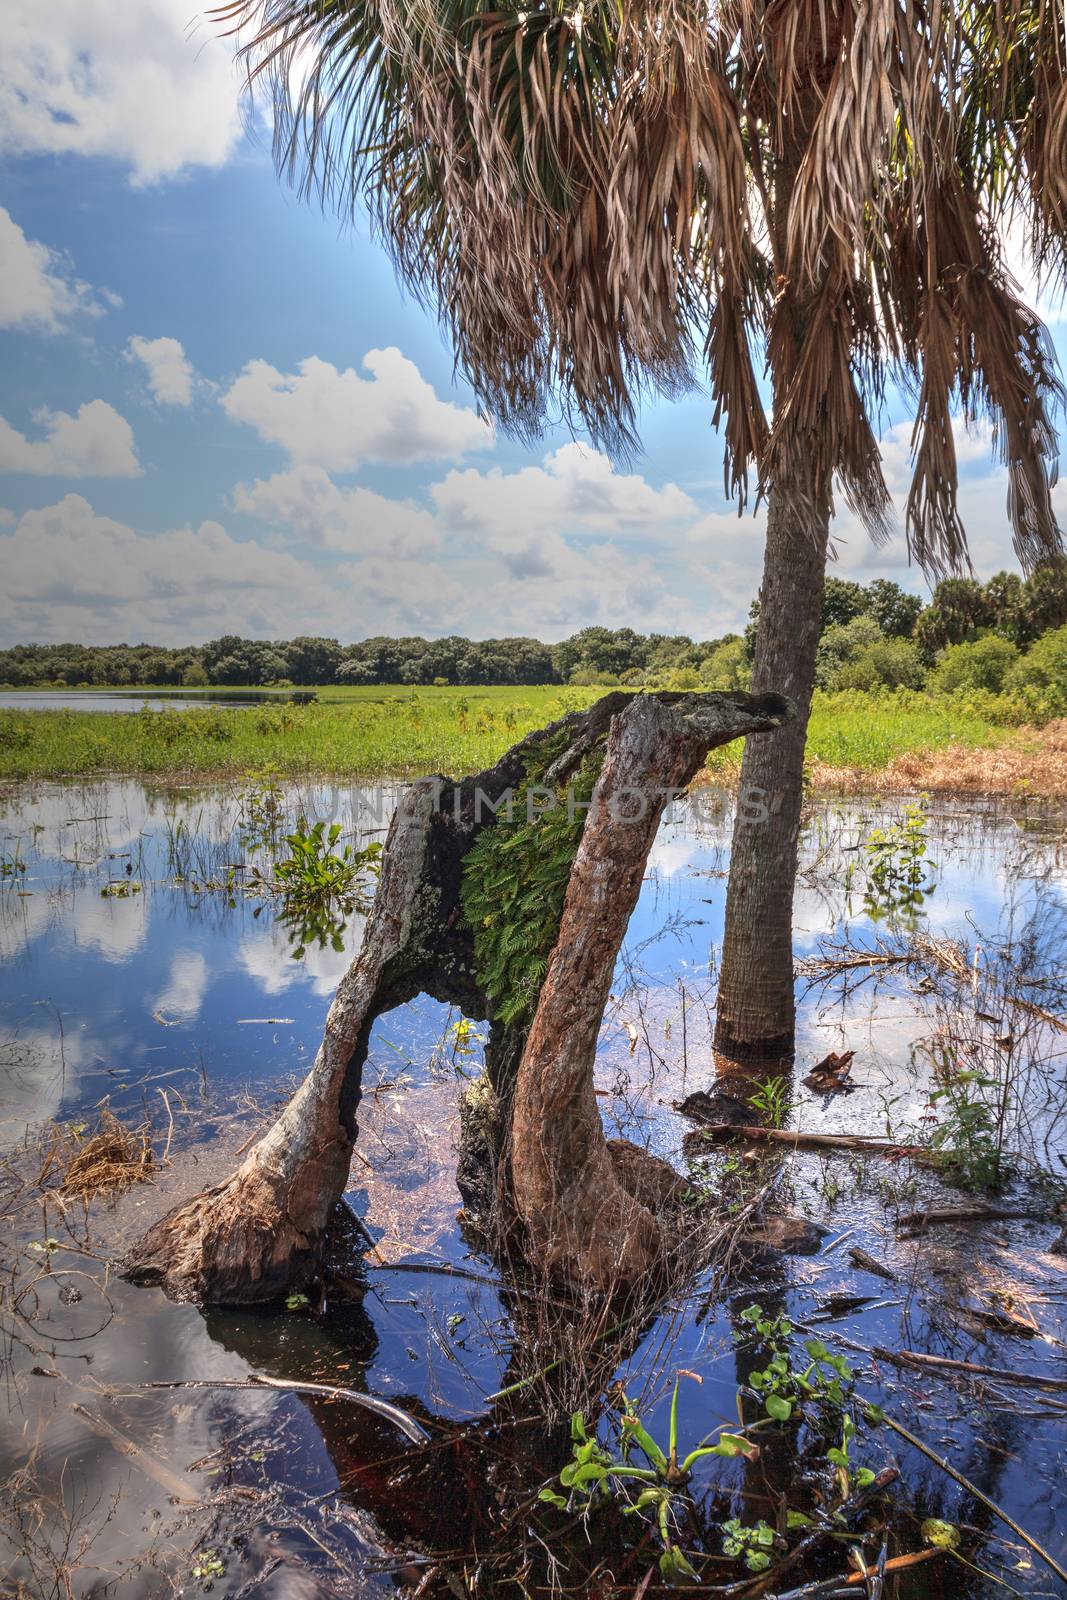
[123, 690, 790, 1306]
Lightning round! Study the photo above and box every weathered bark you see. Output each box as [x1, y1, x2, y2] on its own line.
[510, 692, 790, 1289]
[714, 89, 833, 1062]
[123, 690, 789, 1306]
[713, 480, 829, 1059]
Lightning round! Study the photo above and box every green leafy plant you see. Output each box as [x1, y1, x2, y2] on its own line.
[924, 1063, 1007, 1191]
[237, 772, 287, 850]
[539, 1382, 756, 1582]
[191, 1549, 226, 1584]
[748, 1074, 789, 1126]
[736, 1305, 856, 1422]
[273, 820, 382, 956]
[825, 1413, 876, 1497]
[721, 1516, 780, 1572]
[862, 802, 936, 924]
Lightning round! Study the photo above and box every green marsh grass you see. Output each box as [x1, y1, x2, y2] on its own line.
[0, 685, 1016, 783]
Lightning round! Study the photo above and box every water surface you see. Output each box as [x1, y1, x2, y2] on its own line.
[1, 778, 1065, 1597]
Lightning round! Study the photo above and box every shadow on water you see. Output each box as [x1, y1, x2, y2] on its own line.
[1, 778, 1066, 1595]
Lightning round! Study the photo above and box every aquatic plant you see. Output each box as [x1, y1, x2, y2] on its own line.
[748, 1073, 790, 1126]
[720, 1516, 780, 1572]
[861, 800, 936, 924]
[273, 820, 382, 956]
[923, 1062, 1008, 1191]
[736, 1303, 857, 1422]
[539, 1381, 756, 1582]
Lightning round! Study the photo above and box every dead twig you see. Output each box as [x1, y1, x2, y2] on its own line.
[898, 1204, 1040, 1232]
[70, 1403, 198, 1503]
[847, 1247, 897, 1281]
[874, 1348, 1067, 1393]
[686, 1123, 936, 1162]
[140, 1375, 430, 1445]
[880, 1411, 1067, 1586]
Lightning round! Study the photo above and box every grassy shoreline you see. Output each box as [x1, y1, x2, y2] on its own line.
[0, 684, 1063, 796]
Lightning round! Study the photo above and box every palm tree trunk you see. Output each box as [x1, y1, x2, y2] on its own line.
[713, 470, 829, 1060]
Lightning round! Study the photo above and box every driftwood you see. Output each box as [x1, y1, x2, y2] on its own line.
[683, 1122, 936, 1162]
[123, 690, 789, 1305]
[875, 1347, 1067, 1392]
[898, 1204, 1040, 1231]
[847, 1245, 897, 1281]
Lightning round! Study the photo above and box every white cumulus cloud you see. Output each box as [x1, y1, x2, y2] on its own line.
[127, 335, 196, 406]
[0, 0, 243, 184]
[0, 206, 110, 331]
[0, 400, 140, 477]
[432, 442, 698, 578]
[0, 495, 361, 644]
[232, 465, 443, 556]
[221, 348, 492, 470]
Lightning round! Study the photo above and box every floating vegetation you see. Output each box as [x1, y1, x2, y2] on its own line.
[57, 1109, 154, 1200]
[100, 878, 141, 898]
[271, 819, 382, 957]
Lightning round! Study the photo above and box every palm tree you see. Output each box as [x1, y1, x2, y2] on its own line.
[222, 0, 1064, 1055]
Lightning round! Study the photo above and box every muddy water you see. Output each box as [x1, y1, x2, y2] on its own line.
[1, 780, 1066, 1597]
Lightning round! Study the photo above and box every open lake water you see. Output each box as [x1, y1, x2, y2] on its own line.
[1, 775, 1066, 1597]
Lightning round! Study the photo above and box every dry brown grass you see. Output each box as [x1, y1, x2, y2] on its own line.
[806, 719, 1067, 799]
[57, 1109, 153, 1200]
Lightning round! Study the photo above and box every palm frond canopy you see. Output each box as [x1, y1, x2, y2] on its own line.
[218, 0, 1067, 575]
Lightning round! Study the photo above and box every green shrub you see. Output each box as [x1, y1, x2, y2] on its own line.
[699, 637, 750, 690]
[1006, 624, 1067, 714]
[931, 634, 1019, 694]
[836, 636, 926, 691]
[815, 616, 883, 689]
[569, 665, 620, 687]
[0, 714, 32, 750]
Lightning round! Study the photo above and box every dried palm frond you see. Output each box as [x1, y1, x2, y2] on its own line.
[215, 0, 1067, 574]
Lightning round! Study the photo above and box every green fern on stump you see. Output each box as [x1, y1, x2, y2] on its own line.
[461, 737, 605, 1028]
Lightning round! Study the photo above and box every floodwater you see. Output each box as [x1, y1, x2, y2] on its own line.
[0, 691, 312, 713]
[1, 777, 1066, 1598]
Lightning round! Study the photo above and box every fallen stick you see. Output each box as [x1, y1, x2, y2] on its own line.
[1007, 995, 1067, 1033]
[71, 1402, 198, 1503]
[687, 1123, 936, 1162]
[848, 1246, 897, 1281]
[874, 1347, 1067, 1393]
[880, 1411, 1067, 1586]
[898, 1205, 1039, 1231]
[772, 1548, 941, 1599]
[140, 1376, 429, 1444]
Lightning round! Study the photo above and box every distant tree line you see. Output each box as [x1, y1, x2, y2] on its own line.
[1, 570, 1065, 695]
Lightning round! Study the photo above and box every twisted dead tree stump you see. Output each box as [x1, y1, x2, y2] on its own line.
[123, 690, 789, 1305]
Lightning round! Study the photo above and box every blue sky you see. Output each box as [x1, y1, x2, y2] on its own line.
[0, 1, 1062, 648]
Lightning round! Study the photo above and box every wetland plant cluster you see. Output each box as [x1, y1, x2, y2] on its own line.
[537, 1305, 934, 1587]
